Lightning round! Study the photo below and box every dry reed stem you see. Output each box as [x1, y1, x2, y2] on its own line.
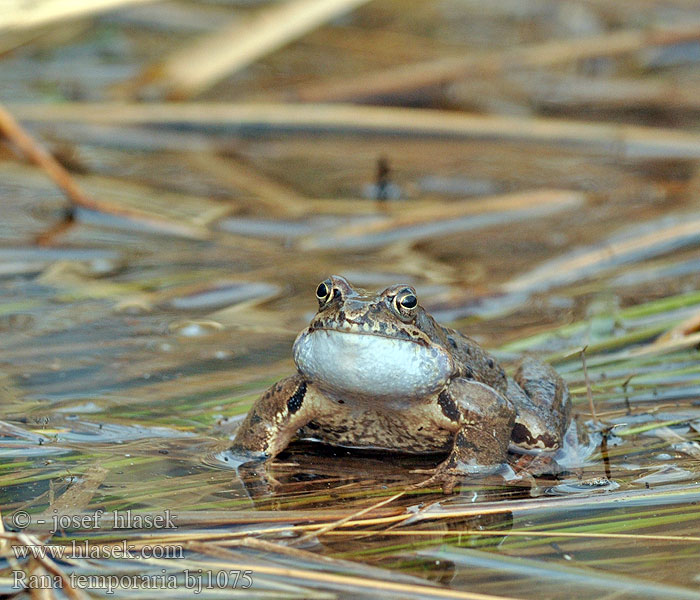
[0, 103, 95, 210]
[184, 541, 516, 600]
[14, 532, 88, 600]
[503, 214, 700, 294]
[0, 0, 156, 32]
[13, 102, 700, 158]
[296, 23, 700, 102]
[370, 189, 583, 227]
[316, 529, 700, 543]
[635, 331, 700, 356]
[121, 521, 700, 548]
[0, 28, 58, 56]
[0, 510, 5, 556]
[580, 346, 600, 424]
[28, 562, 55, 600]
[492, 74, 700, 111]
[294, 490, 406, 545]
[23, 485, 700, 549]
[298, 189, 584, 250]
[138, 0, 372, 99]
[186, 152, 308, 216]
[34, 215, 77, 247]
[220, 536, 434, 585]
[0, 161, 218, 240]
[0, 104, 228, 239]
[11, 485, 696, 544]
[655, 310, 700, 344]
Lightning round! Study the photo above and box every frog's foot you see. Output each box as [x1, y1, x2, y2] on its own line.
[226, 444, 281, 497]
[413, 456, 504, 494]
[236, 459, 282, 497]
[420, 379, 516, 494]
[509, 451, 561, 477]
[414, 466, 461, 494]
[413, 455, 464, 494]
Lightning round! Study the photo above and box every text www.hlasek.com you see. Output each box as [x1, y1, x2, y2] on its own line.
[12, 539, 184, 560]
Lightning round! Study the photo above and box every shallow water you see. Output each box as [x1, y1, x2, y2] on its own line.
[3, 181, 700, 597]
[3, 2, 700, 598]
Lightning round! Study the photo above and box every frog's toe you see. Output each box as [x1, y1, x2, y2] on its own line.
[413, 468, 461, 494]
[414, 461, 479, 494]
[509, 451, 561, 477]
[236, 460, 281, 497]
[228, 444, 270, 462]
[414, 457, 511, 494]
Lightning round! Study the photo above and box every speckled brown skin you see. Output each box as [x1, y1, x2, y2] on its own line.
[231, 275, 571, 493]
[508, 357, 571, 451]
[298, 275, 509, 393]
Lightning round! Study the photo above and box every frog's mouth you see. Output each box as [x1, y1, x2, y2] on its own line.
[292, 329, 455, 400]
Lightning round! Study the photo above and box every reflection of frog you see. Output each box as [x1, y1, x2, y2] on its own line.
[231, 275, 571, 493]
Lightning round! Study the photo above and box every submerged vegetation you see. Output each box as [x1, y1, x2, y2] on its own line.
[2, 0, 700, 598]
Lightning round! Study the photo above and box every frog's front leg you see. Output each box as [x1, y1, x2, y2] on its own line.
[421, 378, 516, 494]
[230, 373, 317, 459]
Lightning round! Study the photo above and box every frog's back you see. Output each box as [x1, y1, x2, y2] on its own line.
[438, 325, 508, 394]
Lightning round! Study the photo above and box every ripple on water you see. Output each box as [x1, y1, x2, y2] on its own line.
[546, 477, 620, 495]
[203, 448, 250, 471]
[632, 465, 695, 486]
[0, 441, 72, 458]
[48, 419, 194, 444]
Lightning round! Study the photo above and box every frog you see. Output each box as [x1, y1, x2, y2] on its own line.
[230, 275, 571, 493]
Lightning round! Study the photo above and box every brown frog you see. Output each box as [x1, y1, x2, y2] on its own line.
[231, 275, 571, 493]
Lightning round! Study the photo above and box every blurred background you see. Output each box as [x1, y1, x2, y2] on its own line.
[3, 0, 700, 388]
[3, 1, 700, 598]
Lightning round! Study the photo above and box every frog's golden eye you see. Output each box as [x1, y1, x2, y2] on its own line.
[315, 279, 333, 305]
[393, 288, 418, 317]
[316, 281, 330, 300]
[399, 293, 417, 309]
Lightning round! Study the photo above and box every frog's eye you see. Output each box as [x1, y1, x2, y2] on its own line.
[399, 293, 417, 309]
[393, 288, 418, 317]
[315, 279, 333, 306]
[316, 281, 330, 301]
